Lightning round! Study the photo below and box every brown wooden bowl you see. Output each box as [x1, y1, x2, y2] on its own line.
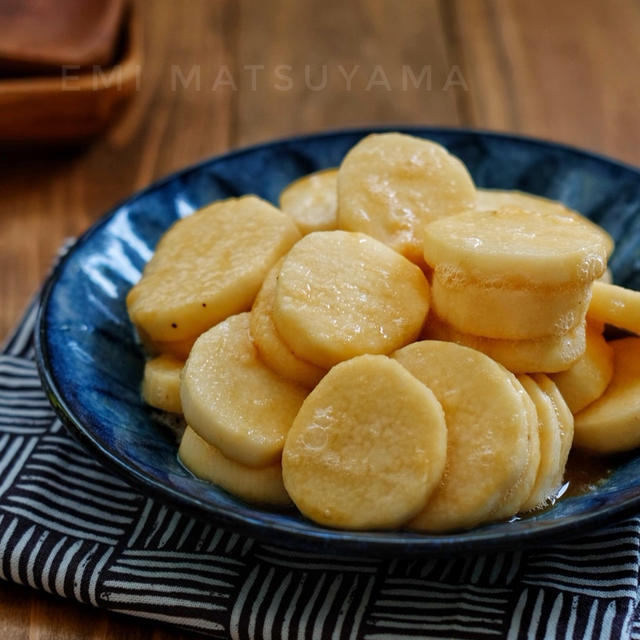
[0, 0, 127, 75]
[0, 3, 142, 142]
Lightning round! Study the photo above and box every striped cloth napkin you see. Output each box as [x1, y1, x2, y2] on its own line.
[2, 297, 640, 639]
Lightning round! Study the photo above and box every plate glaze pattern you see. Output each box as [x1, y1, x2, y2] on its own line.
[36, 128, 640, 554]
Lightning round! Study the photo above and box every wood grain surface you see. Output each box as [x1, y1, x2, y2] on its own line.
[1, 0, 639, 637]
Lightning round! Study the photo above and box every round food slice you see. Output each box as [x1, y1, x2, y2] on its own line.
[423, 206, 609, 287]
[279, 168, 338, 234]
[180, 313, 308, 467]
[489, 374, 540, 520]
[431, 269, 592, 339]
[179, 426, 291, 506]
[518, 374, 563, 512]
[273, 230, 430, 369]
[282, 355, 447, 530]
[127, 195, 301, 342]
[337, 133, 476, 265]
[475, 189, 613, 256]
[532, 374, 574, 481]
[587, 281, 640, 335]
[393, 341, 532, 532]
[142, 355, 183, 413]
[423, 313, 586, 373]
[549, 323, 614, 413]
[574, 338, 640, 454]
[250, 259, 326, 389]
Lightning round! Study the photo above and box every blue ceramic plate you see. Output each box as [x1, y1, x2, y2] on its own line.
[35, 128, 640, 555]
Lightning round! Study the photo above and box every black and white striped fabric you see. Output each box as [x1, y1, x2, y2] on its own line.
[2, 299, 640, 639]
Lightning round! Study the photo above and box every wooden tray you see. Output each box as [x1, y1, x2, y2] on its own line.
[0, 4, 142, 142]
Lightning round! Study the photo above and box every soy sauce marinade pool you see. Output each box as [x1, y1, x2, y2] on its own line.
[562, 449, 615, 499]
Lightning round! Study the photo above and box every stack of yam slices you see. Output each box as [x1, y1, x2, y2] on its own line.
[422, 200, 611, 370]
[126, 132, 640, 534]
[571, 283, 640, 454]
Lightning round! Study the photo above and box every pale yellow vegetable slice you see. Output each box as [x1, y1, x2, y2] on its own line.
[279, 168, 338, 235]
[273, 230, 430, 369]
[549, 323, 614, 413]
[393, 341, 532, 532]
[574, 338, 640, 454]
[430, 272, 591, 339]
[250, 259, 326, 389]
[141, 355, 184, 413]
[533, 374, 574, 480]
[587, 281, 640, 335]
[489, 373, 540, 520]
[476, 188, 569, 215]
[423, 313, 586, 373]
[424, 204, 606, 339]
[179, 426, 291, 506]
[180, 313, 307, 467]
[337, 133, 476, 265]
[476, 189, 613, 256]
[127, 195, 301, 342]
[282, 355, 447, 530]
[423, 206, 609, 287]
[518, 374, 563, 512]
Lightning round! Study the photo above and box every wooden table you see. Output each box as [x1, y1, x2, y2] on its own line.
[1, 1, 639, 637]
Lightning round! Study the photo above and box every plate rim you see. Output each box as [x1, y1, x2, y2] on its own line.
[34, 125, 640, 556]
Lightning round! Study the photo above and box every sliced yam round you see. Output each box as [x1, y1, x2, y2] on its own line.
[250, 259, 326, 389]
[393, 340, 532, 532]
[179, 426, 291, 506]
[517, 374, 563, 512]
[423, 312, 586, 373]
[533, 374, 574, 477]
[180, 313, 308, 468]
[489, 374, 540, 520]
[475, 189, 613, 256]
[273, 230, 430, 369]
[141, 355, 183, 413]
[423, 206, 609, 288]
[282, 355, 447, 530]
[279, 168, 339, 234]
[337, 133, 476, 265]
[574, 338, 640, 454]
[587, 281, 640, 335]
[126, 195, 301, 342]
[430, 270, 591, 340]
[549, 323, 614, 413]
